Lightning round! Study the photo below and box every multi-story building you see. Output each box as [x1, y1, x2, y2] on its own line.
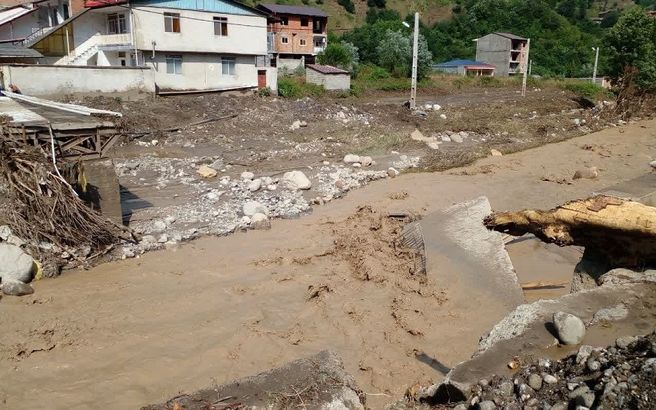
[25, 0, 275, 92]
[475, 32, 528, 77]
[255, 3, 327, 68]
[0, 0, 84, 43]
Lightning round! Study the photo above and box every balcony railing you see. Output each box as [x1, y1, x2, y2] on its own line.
[96, 33, 131, 46]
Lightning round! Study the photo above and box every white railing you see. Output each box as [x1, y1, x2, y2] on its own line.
[96, 33, 130, 46]
[55, 33, 131, 65]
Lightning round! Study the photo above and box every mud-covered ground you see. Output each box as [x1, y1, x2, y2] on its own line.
[61, 86, 624, 259]
[2, 119, 655, 409]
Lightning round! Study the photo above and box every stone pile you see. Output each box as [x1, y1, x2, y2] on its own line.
[454, 331, 656, 410]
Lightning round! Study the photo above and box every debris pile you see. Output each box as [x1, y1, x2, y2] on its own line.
[0, 133, 133, 283]
[453, 331, 656, 410]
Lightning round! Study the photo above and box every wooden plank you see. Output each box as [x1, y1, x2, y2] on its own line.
[101, 134, 120, 156]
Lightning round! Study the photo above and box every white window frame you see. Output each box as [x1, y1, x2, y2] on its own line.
[166, 55, 182, 74]
[300, 39, 306, 46]
[281, 36, 288, 44]
[222, 56, 236, 76]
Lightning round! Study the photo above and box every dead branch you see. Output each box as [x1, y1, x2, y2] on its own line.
[0, 131, 134, 270]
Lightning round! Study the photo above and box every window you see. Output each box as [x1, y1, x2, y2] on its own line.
[107, 13, 127, 34]
[62, 4, 69, 20]
[222, 57, 236, 75]
[300, 39, 306, 46]
[280, 16, 288, 25]
[256, 55, 267, 67]
[300, 17, 308, 26]
[314, 39, 323, 47]
[213, 16, 228, 36]
[51, 8, 59, 25]
[164, 12, 180, 33]
[281, 36, 288, 44]
[166, 55, 182, 74]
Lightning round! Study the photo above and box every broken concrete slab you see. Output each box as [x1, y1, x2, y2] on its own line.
[594, 173, 656, 206]
[142, 350, 365, 410]
[418, 196, 523, 309]
[421, 272, 656, 404]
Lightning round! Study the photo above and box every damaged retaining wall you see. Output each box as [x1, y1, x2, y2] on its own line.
[0, 64, 156, 96]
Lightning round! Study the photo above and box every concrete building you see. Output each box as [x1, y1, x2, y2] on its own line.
[25, 0, 276, 93]
[256, 4, 327, 68]
[0, 0, 84, 43]
[433, 59, 495, 76]
[475, 32, 528, 77]
[305, 64, 349, 91]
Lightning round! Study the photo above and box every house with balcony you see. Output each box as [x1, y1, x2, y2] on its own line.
[475, 32, 528, 77]
[26, 0, 275, 92]
[255, 3, 327, 69]
[0, 0, 84, 44]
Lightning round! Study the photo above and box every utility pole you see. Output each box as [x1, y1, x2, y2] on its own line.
[592, 47, 599, 84]
[521, 38, 530, 97]
[528, 59, 532, 76]
[410, 12, 419, 110]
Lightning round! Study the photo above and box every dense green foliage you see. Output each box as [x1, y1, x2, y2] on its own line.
[605, 8, 656, 91]
[377, 30, 434, 79]
[337, 0, 355, 13]
[278, 77, 326, 98]
[337, 0, 656, 80]
[424, 0, 604, 77]
[317, 42, 360, 72]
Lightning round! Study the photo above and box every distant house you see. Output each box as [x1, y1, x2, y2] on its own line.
[24, 0, 276, 93]
[0, 0, 84, 43]
[306, 64, 349, 90]
[433, 59, 495, 76]
[256, 4, 327, 69]
[475, 32, 528, 77]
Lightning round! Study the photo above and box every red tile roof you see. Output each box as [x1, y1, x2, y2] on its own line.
[306, 64, 349, 75]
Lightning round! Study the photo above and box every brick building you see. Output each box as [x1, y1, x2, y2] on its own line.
[256, 3, 327, 68]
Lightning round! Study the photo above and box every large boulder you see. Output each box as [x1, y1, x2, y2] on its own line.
[243, 201, 268, 217]
[553, 312, 586, 345]
[2, 280, 34, 296]
[0, 243, 35, 283]
[282, 170, 312, 190]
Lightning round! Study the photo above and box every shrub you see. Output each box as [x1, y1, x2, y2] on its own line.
[278, 78, 301, 98]
[562, 82, 611, 99]
[258, 87, 272, 97]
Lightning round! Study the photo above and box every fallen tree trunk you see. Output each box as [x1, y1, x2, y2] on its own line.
[484, 195, 656, 268]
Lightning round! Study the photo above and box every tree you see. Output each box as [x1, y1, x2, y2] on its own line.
[376, 29, 433, 79]
[317, 42, 359, 72]
[337, 0, 355, 13]
[367, 0, 386, 7]
[366, 7, 400, 24]
[605, 8, 656, 91]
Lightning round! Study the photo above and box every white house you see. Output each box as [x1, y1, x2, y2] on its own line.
[27, 0, 276, 92]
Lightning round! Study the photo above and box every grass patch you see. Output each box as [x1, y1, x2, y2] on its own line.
[278, 76, 326, 99]
[560, 81, 612, 100]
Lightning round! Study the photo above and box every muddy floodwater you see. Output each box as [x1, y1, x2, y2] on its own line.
[1, 120, 655, 409]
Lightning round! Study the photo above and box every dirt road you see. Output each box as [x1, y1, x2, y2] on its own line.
[1, 119, 654, 410]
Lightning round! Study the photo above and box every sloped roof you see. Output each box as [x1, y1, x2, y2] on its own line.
[493, 32, 527, 41]
[307, 64, 348, 74]
[0, 42, 42, 57]
[435, 59, 495, 68]
[0, 5, 35, 27]
[257, 4, 327, 17]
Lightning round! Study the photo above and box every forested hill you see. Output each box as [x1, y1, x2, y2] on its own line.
[245, 0, 656, 77]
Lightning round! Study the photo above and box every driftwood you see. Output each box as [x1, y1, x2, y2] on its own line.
[484, 195, 656, 268]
